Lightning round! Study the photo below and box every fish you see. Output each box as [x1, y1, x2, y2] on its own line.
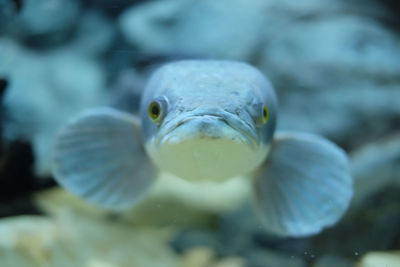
[51, 60, 353, 237]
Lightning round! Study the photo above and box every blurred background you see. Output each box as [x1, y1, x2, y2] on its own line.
[0, 0, 399, 266]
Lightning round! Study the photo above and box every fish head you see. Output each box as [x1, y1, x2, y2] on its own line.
[140, 60, 278, 182]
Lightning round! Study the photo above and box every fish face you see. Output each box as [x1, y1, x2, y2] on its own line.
[157, 109, 259, 149]
[145, 108, 270, 181]
[140, 60, 278, 182]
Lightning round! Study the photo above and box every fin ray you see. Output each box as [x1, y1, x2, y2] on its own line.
[274, 165, 321, 233]
[253, 132, 353, 237]
[52, 107, 157, 210]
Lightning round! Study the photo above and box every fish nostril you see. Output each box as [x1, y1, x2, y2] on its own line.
[199, 119, 214, 130]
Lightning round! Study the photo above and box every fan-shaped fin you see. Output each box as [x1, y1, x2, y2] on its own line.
[253, 132, 353, 237]
[52, 107, 157, 210]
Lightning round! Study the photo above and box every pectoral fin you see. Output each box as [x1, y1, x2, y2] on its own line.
[253, 132, 353, 237]
[52, 107, 157, 210]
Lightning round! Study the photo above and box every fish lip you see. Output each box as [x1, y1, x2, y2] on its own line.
[154, 112, 259, 149]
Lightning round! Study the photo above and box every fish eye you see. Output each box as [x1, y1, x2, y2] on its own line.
[148, 99, 165, 124]
[262, 105, 269, 124]
[255, 104, 269, 127]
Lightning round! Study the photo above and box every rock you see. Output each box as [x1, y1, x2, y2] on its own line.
[118, 0, 389, 62]
[351, 134, 400, 206]
[180, 246, 215, 267]
[261, 15, 400, 143]
[180, 246, 245, 267]
[67, 11, 116, 56]
[0, 141, 54, 217]
[13, 182, 249, 267]
[171, 203, 310, 265]
[171, 229, 223, 254]
[212, 258, 245, 267]
[0, 0, 18, 24]
[357, 251, 400, 267]
[16, 0, 81, 37]
[0, 0, 22, 37]
[277, 85, 400, 145]
[0, 215, 179, 267]
[0, 0, 81, 47]
[245, 250, 306, 267]
[309, 186, 400, 257]
[84, 0, 145, 16]
[0, 38, 107, 176]
[35, 173, 250, 228]
[261, 17, 400, 85]
[312, 255, 354, 267]
[109, 68, 150, 115]
[119, 0, 267, 60]
[2, 178, 188, 267]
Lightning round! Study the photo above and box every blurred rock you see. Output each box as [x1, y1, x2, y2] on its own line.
[0, 38, 107, 176]
[172, 229, 223, 254]
[119, 0, 267, 60]
[35, 174, 250, 228]
[0, 141, 53, 217]
[179, 246, 245, 267]
[109, 69, 144, 114]
[0, 0, 19, 25]
[118, 0, 388, 61]
[309, 185, 400, 257]
[8, 181, 249, 267]
[261, 17, 400, 85]
[171, 203, 310, 266]
[1, 0, 81, 47]
[262, 16, 400, 143]
[2, 177, 191, 267]
[83, 0, 145, 16]
[351, 134, 400, 206]
[312, 255, 354, 267]
[245, 250, 306, 267]
[212, 257, 244, 267]
[0, 215, 179, 267]
[67, 11, 116, 56]
[217, 204, 311, 255]
[357, 251, 400, 267]
[180, 246, 215, 267]
[19, 0, 80, 36]
[276, 86, 400, 145]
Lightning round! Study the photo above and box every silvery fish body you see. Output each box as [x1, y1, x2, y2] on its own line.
[52, 60, 353, 237]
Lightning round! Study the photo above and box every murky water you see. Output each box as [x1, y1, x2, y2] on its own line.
[1, 1, 399, 266]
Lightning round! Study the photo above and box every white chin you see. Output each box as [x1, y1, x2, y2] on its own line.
[146, 137, 269, 182]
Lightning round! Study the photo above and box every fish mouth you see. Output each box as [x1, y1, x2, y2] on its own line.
[155, 111, 259, 149]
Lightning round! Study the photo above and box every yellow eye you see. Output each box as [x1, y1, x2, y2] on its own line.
[148, 101, 162, 122]
[262, 105, 269, 124]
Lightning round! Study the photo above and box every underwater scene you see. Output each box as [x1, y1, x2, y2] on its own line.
[1, 0, 400, 266]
